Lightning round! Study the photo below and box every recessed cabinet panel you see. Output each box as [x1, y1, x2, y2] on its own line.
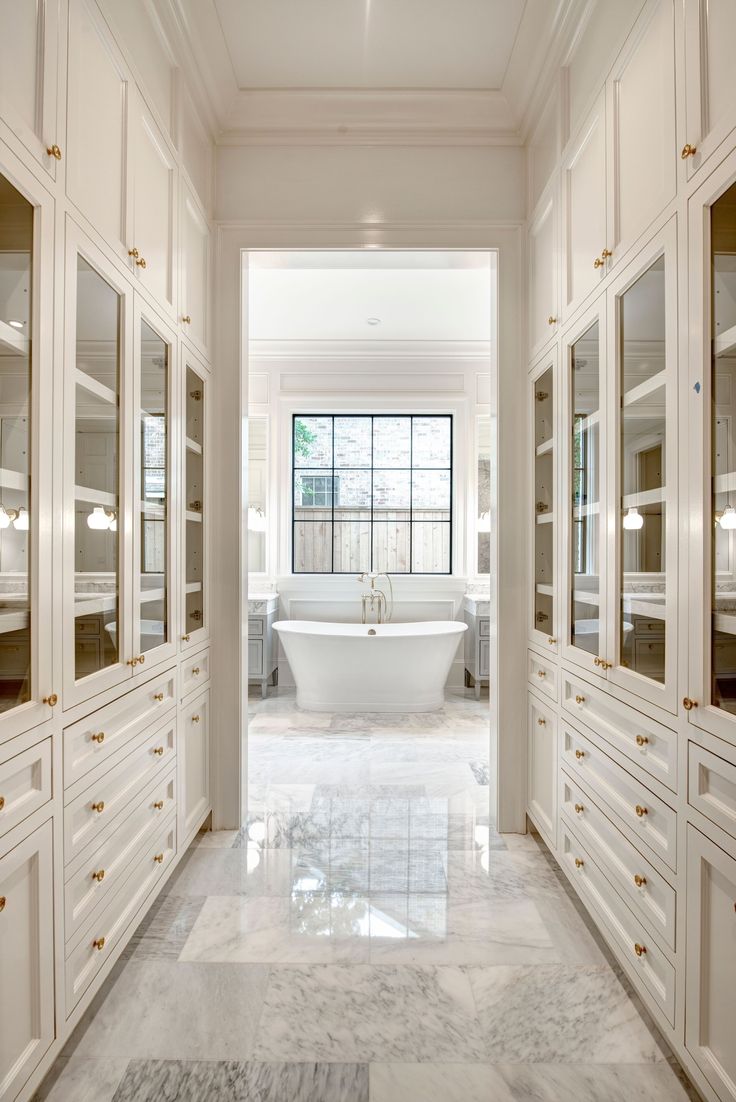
[531, 360, 556, 650]
[0, 0, 59, 177]
[683, 0, 736, 180]
[529, 192, 557, 355]
[67, 0, 130, 259]
[609, 0, 676, 260]
[563, 94, 607, 318]
[183, 362, 207, 648]
[181, 182, 209, 354]
[181, 690, 209, 842]
[131, 102, 176, 312]
[527, 694, 557, 845]
[0, 818, 54, 1100]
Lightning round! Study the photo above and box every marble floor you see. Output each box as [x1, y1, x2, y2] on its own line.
[35, 688, 701, 1102]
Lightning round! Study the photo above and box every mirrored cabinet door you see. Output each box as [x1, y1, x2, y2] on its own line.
[563, 300, 607, 675]
[182, 355, 207, 648]
[530, 353, 557, 653]
[64, 224, 133, 707]
[608, 222, 677, 711]
[0, 157, 53, 739]
[133, 304, 176, 670]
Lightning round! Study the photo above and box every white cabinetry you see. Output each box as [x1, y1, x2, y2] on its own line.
[529, 350, 558, 654]
[527, 692, 556, 846]
[130, 99, 176, 315]
[0, 0, 60, 179]
[528, 186, 558, 357]
[180, 180, 210, 356]
[683, 0, 736, 181]
[180, 689, 209, 845]
[562, 93, 607, 320]
[182, 353, 209, 651]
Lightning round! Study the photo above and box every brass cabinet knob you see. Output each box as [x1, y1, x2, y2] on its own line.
[91, 869, 105, 882]
[192, 667, 201, 676]
[547, 637, 556, 646]
[601, 249, 612, 259]
[93, 936, 106, 951]
[635, 735, 649, 747]
[182, 634, 191, 642]
[138, 654, 145, 664]
[153, 800, 164, 810]
[548, 315, 557, 325]
[128, 247, 139, 259]
[537, 717, 546, 726]
[152, 746, 164, 756]
[153, 853, 164, 864]
[635, 804, 648, 817]
[574, 857, 584, 868]
[575, 695, 585, 704]
[574, 803, 584, 814]
[127, 657, 138, 667]
[634, 874, 647, 888]
[91, 732, 105, 744]
[191, 714, 200, 723]
[0, 895, 5, 912]
[594, 657, 600, 666]
[574, 749, 585, 760]
[681, 143, 697, 159]
[42, 693, 58, 706]
[594, 256, 605, 269]
[46, 143, 62, 160]
[182, 315, 191, 324]
[537, 670, 546, 678]
[0, 796, 5, 812]
[683, 697, 697, 711]
[634, 942, 646, 957]
[135, 256, 147, 268]
[153, 692, 164, 702]
[91, 801, 105, 813]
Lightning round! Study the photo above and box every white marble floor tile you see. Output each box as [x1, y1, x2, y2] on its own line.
[32, 1054, 128, 1102]
[254, 964, 487, 1063]
[468, 965, 666, 1063]
[169, 845, 297, 897]
[194, 829, 240, 848]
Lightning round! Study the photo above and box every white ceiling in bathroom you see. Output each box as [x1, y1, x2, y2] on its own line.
[248, 250, 494, 343]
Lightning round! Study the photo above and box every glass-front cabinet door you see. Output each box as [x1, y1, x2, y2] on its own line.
[0, 155, 53, 739]
[689, 152, 736, 744]
[530, 351, 558, 654]
[63, 223, 133, 708]
[607, 222, 677, 712]
[562, 299, 607, 675]
[133, 305, 176, 670]
[182, 354, 207, 649]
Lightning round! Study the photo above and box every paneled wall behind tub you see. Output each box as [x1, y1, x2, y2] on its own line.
[523, 2, 736, 1102]
[0, 2, 215, 1099]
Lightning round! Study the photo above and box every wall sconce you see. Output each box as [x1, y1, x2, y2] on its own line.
[87, 506, 117, 531]
[623, 507, 644, 530]
[718, 505, 736, 530]
[0, 504, 29, 530]
[248, 505, 266, 532]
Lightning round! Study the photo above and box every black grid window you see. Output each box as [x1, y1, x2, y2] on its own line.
[292, 414, 452, 574]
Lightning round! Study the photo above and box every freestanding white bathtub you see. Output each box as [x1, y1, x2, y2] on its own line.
[273, 620, 467, 712]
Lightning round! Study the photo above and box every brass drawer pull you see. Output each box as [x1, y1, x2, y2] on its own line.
[192, 667, 201, 676]
[548, 316, 557, 325]
[537, 670, 546, 678]
[127, 656, 139, 667]
[152, 746, 164, 756]
[153, 800, 164, 810]
[574, 803, 584, 814]
[537, 717, 546, 726]
[138, 654, 145, 664]
[0, 895, 5, 911]
[681, 143, 697, 159]
[153, 692, 164, 702]
[153, 853, 164, 864]
[683, 697, 697, 711]
[574, 749, 585, 760]
[91, 869, 105, 882]
[91, 731, 105, 744]
[43, 693, 58, 706]
[635, 735, 649, 746]
[182, 315, 191, 324]
[634, 874, 647, 888]
[594, 256, 605, 269]
[574, 857, 584, 868]
[191, 714, 200, 723]
[635, 804, 648, 818]
[547, 637, 556, 645]
[634, 942, 646, 957]
[182, 633, 191, 642]
[91, 801, 105, 814]
[46, 143, 62, 160]
[93, 936, 106, 951]
[575, 695, 585, 704]
[601, 249, 612, 259]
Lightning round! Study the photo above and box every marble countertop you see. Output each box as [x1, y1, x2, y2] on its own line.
[248, 593, 279, 613]
[463, 593, 490, 616]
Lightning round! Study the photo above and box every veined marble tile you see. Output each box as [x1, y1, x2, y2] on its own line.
[69, 962, 269, 1061]
[328, 711, 450, 734]
[32, 1054, 127, 1102]
[368, 737, 490, 765]
[445, 851, 538, 903]
[194, 829, 240, 849]
[295, 837, 449, 895]
[368, 1062, 696, 1102]
[168, 846, 296, 897]
[469, 760, 490, 785]
[112, 1060, 368, 1102]
[254, 964, 486, 1063]
[179, 894, 371, 964]
[121, 894, 206, 961]
[247, 783, 316, 814]
[468, 965, 666, 1063]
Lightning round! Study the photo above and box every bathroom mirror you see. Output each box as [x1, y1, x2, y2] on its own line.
[477, 415, 491, 574]
[248, 416, 268, 574]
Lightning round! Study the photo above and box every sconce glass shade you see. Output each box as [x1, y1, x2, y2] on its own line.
[87, 506, 111, 530]
[719, 505, 736, 530]
[623, 507, 644, 530]
[248, 505, 266, 532]
[13, 507, 29, 530]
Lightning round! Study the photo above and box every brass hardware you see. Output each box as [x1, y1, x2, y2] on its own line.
[548, 315, 557, 325]
[128, 247, 139, 259]
[135, 256, 147, 268]
[535, 390, 549, 402]
[0, 896, 5, 912]
[153, 692, 164, 702]
[594, 657, 601, 666]
[535, 501, 549, 514]
[189, 500, 202, 512]
[153, 800, 164, 810]
[91, 731, 105, 744]
[601, 249, 612, 259]
[47, 143, 62, 160]
[152, 746, 164, 756]
[574, 857, 584, 868]
[191, 714, 200, 723]
[575, 695, 585, 704]
[548, 637, 557, 645]
[368, 628, 377, 635]
[43, 693, 58, 706]
[138, 654, 145, 664]
[683, 697, 697, 711]
[190, 389, 202, 401]
[182, 315, 191, 324]
[600, 659, 612, 670]
[153, 853, 164, 864]
[594, 257, 605, 269]
[536, 611, 549, 623]
[127, 657, 139, 667]
[635, 735, 649, 747]
[91, 801, 105, 813]
[681, 143, 697, 159]
[192, 667, 200, 675]
[635, 804, 648, 817]
[93, 936, 106, 951]
[574, 803, 584, 814]
[537, 717, 546, 726]
[537, 670, 546, 678]
[634, 942, 646, 957]
[575, 749, 585, 760]
[0, 796, 4, 812]
[182, 633, 191, 642]
[634, 874, 647, 888]
[91, 869, 105, 882]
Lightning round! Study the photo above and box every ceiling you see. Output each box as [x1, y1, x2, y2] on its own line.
[174, 0, 584, 142]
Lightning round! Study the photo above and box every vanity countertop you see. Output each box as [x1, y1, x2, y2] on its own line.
[248, 593, 279, 614]
[463, 593, 490, 616]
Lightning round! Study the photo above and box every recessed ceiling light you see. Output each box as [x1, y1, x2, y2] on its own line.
[367, 317, 381, 326]
[7, 320, 24, 329]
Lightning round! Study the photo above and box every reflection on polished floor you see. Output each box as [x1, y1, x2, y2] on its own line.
[36, 689, 697, 1101]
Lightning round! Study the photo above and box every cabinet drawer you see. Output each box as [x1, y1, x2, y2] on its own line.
[64, 716, 176, 866]
[479, 619, 490, 637]
[65, 816, 176, 1013]
[528, 648, 557, 701]
[688, 740, 736, 843]
[248, 617, 263, 637]
[248, 638, 264, 678]
[65, 765, 176, 946]
[479, 639, 490, 679]
[561, 721, 677, 871]
[528, 694, 557, 846]
[560, 822, 675, 1025]
[562, 670, 677, 791]
[561, 769, 676, 949]
[182, 691, 210, 841]
[64, 668, 176, 791]
[0, 736, 52, 839]
[181, 648, 210, 699]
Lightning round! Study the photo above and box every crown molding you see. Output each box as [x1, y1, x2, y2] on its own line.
[249, 339, 492, 361]
[217, 88, 522, 147]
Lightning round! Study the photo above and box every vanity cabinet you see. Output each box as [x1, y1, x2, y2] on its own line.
[247, 597, 279, 698]
[464, 596, 490, 699]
